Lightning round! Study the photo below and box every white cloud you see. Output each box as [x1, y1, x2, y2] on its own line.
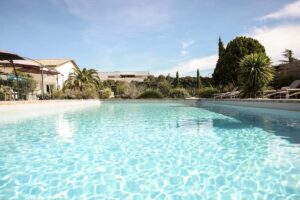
[247, 24, 300, 63]
[262, 0, 300, 19]
[63, 0, 172, 29]
[62, 0, 174, 48]
[159, 23, 300, 76]
[156, 55, 218, 76]
[180, 40, 194, 56]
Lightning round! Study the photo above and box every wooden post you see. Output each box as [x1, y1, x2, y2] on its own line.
[56, 74, 59, 90]
[41, 68, 44, 99]
[10, 60, 19, 100]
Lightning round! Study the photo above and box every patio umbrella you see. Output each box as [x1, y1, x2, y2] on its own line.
[0, 59, 61, 98]
[0, 51, 25, 98]
[0, 51, 24, 61]
[0, 51, 24, 75]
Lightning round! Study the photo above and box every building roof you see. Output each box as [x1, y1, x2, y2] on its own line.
[34, 59, 79, 69]
[98, 71, 150, 75]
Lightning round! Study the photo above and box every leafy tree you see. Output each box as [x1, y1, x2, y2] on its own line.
[239, 53, 274, 98]
[157, 75, 166, 82]
[158, 81, 172, 97]
[213, 36, 266, 88]
[166, 74, 173, 83]
[196, 69, 201, 88]
[281, 49, 298, 63]
[200, 77, 213, 87]
[63, 68, 100, 91]
[12, 72, 37, 96]
[144, 75, 158, 88]
[180, 76, 195, 88]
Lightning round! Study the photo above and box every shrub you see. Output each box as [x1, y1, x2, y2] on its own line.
[197, 87, 219, 98]
[112, 81, 129, 96]
[81, 89, 99, 99]
[158, 81, 171, 97]
[123, 82, 139, 98]
[52, 89, 65, 99]
[0, 90, 4, 100]
[101, 88, 112, 99]
[53, 89, 99, 99]
[138, 89, 163, 99]
[169, 88, 190, 98]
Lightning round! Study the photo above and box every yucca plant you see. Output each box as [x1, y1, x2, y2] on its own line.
[63, 68, 100, 91]
[239, 53, 274, 98]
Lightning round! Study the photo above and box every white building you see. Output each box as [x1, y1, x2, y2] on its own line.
[35, 59, 79, 92]
[98, 71, 150, 82]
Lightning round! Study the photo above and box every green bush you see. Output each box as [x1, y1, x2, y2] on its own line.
[53, 89, 98, 99]
[52, 89, 65, 99]
[169, 88, 190, 98]
[123, 82, 139, 98]
[138, 89, 163, 99]
[101, 88, 112, 99]
[197, 87, 219, 98]
[0, 90, 4, 100]
[158, 81, 171, 97]
[81, 89, 99, 99]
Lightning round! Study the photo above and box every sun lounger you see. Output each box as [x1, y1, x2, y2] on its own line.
[214, 92, 230, 99]
[264, 80, 300, 99]
[214, 87, 239, 99]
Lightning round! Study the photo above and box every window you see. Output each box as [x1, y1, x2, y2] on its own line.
[120, 75, 135, 78]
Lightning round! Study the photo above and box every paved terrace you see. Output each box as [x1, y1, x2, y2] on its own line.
[199, 98, 300, 112]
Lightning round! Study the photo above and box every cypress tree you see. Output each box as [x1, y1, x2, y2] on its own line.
[175, 71, 179, 88]
[196, 69, 201, 88]
[218, 37, 225, 56]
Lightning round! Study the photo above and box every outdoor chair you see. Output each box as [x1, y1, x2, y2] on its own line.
[214, 87, 239, 99]
[264, 80, 300, 99]
[213, 92, 230, 99]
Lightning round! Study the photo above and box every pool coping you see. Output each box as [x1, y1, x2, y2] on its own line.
[102, 98, 300, 112]
[199, 98, 300, 112]
[0, 100, 101, 112]
[1, 98, 300, 112]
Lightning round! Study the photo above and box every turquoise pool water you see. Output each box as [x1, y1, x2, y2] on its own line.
[1, 102, 300, 199]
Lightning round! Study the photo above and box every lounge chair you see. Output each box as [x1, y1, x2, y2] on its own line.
[213, 92, 230, 99]
[227, 90, 240, 98]
[264, 80, 300, 99]
[214, 87, 239, 99]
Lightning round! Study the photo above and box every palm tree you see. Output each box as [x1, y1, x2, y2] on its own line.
[63, 68, 100, 91]
[239, 53, 274, 98]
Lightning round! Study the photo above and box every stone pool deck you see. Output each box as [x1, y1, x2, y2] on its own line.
[198, 98, 300, 112]
[0, 100, 101, 124]
[1, 98, 300, 113]
[103, 98, 300, 111]
[0, 99, 101, 111]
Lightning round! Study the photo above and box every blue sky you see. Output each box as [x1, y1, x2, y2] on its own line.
[1, 0, 300, 76]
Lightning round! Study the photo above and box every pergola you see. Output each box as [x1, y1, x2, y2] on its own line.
[0, 51, 60, 99]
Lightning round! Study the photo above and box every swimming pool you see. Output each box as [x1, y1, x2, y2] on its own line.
[0, 101, 300, 199]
